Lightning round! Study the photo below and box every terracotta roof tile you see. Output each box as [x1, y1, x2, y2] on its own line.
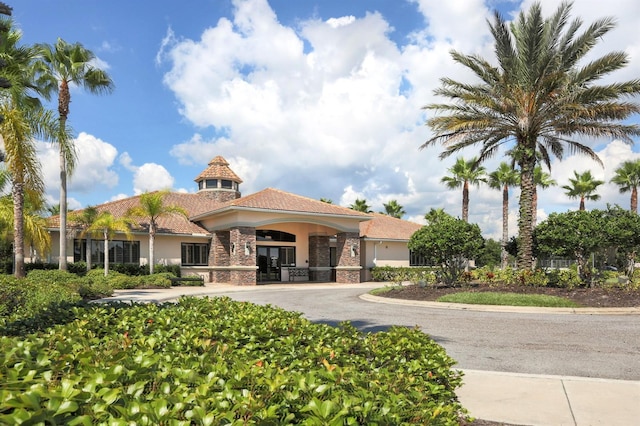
[194, 156, 243, 183]
[205, 188, 371, 218]
[359, 212, 423, 241]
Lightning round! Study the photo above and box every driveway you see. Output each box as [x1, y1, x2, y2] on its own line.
[206, 284, 640, 381]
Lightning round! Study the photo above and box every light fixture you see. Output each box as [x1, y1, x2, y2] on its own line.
[350, 244, 357, 257]
[231, 242, 236, 254]
[244, 241, 251, 255]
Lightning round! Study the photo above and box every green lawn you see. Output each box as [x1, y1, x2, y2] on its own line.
[437, 292, 581, 308]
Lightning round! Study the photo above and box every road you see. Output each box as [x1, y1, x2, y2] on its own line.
[211, 284, 640, 381]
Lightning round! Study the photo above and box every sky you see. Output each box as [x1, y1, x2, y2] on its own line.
[12, 0, 640, 239]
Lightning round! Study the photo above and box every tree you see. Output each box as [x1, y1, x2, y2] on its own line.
[441, 157, 486, 222]
[421, 2, 640, 270]
[0, 20, 63, 277]
[562, 170, 604, 211]
[349, 198, 372, 213]
[127, 191, 188, 274]
[81, 211, 131, 276]
[600, 205, 640, 276]
[488, 162, 519, 268]
[0, 193, 51, 263]
[408, 213, 484, 286]
[532, 166, 556, 227]
[424, 207, 449, 225]
[611, 160, 640, 213]
[319, 198, 333, 204]
[381, 199, 406, 219]
[475, 238, 502, 268]
[69, 205, 98, 271]
[35, 38, 115, 271]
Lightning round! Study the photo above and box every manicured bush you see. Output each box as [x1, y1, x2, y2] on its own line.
[546, 269, 582, 289]
[371, 266, 437, 286]
[0, 297, 468, 424]
[133, 272, 173, 288]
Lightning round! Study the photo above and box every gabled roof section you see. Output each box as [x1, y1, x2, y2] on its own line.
[359, 212, 423, 241]
[199, 188, 371, 219]
[194, 156, 243, 183]
[50, 192, 221, 236]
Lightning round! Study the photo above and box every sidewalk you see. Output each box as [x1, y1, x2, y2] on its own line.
[98, 284, 640, 425]
[458, 369, 640, 426]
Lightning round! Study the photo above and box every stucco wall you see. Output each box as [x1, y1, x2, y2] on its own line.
[361, 239, 411, 281]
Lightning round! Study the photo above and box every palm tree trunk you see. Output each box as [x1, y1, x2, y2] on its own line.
[149, 223, 155, 274]
[632, 187, 637, 213]
[501, 184, 509, 269]
[85, 235, 92, 271]
[462, 181, 469, 222]
[103, 230, 109, 277]
[517, 157, 535, 270]
[532, 187, 538, 228]
[59, 149, 68, 271]
[579, 197, 585, 211]
[12, 179, 25, 278]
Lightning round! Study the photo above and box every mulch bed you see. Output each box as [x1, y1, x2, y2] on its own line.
[380, 282, 640, 308]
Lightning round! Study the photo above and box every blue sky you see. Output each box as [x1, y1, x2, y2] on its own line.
[12, 0, 640, 238]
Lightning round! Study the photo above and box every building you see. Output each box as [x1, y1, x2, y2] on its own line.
[47, 156, 422, 285]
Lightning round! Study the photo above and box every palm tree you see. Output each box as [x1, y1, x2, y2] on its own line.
[35, 38, 115, 272]
[127, 191, 188, 274]
[611, 160, 640, 213]
[319, 198, 333, 204]
[381, 200, 406, 219]
[81, 212, 132, 276]
[69, 205, 98, 271]
[532, 166, 556, 227]
[0, 20, 63, 277]
[488, 162, 519, 268]
[562, 170, 604, 211]
[421, 2, 640, 269]
[441, 157, 486, 222]
[349, 198, 372, 213]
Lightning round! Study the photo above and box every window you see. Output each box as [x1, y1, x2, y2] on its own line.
[205, 179, 218, 189]
[256, 230, 296, 242]
[410, 250, 432, 267]
[221, 179, 233, 189]
[182, 243, 209, 266]
[74, 239, 140, 265]
[280, 247, 296, 266]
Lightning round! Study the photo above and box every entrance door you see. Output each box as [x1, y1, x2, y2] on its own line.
[257, 246, 280, 282]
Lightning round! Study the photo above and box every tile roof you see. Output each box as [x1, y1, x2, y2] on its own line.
[202, 188, 372, 218]
[194, 156, 243, 183]
[359, 212, 423, 241]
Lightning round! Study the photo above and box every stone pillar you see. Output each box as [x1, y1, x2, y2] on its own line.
[335, 232, 362, 283]
[210, 231, 230, 283]
[229, 226, 256, 285]
[309, 234, 331, 282]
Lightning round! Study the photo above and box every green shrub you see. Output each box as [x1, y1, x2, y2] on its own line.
[547, 269, 582, 289]
[371, 266, 437, 285]
[154, 263, 181, 277]
[0, 297, 468, 424]
[0, 275, 25, 317]
[133, 272, 174, 288]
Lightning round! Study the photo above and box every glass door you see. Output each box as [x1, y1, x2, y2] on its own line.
[257, 246, 281, 282]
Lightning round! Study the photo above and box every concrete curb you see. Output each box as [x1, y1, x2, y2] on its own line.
[360, 293, 640, 315]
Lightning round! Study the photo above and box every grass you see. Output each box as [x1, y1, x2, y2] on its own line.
[437, 292, 581, 308]
[369, 285, 401, 296]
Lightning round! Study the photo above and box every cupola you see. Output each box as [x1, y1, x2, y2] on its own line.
[195, 156, 242, 202]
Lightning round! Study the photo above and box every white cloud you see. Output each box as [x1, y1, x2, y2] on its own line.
[132, 164, 175, 195]
[158, 0, 640, 236]
[38, 132, 119, 204]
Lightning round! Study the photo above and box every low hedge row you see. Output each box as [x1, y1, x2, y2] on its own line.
[0, 297, 468, 424]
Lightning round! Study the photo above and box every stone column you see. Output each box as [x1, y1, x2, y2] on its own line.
[210, 231, 230, 283]
[308, 234, 331, 282]
[229, 226, 256, 285]
[335, 232, 362, 283]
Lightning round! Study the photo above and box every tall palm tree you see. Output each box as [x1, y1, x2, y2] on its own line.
[349, 198, 372, 213]
[420, 2, 640, 269]
[69, 205, 98, 271]
[562, 170, 604, 211]
[381, 199, 406, 219]
[488, 162, 519, 268]
[532, 166, 556, 227]
[0, 19, 63, 277]
[81, 211, 132, 276]
[127, 191, 188, 274]
[34, 38, 115, 271]
[611, 160, 640, 213]
[441, 157, 486, 222]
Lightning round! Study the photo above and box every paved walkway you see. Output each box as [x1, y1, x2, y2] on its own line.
[99, 283, 640, 425]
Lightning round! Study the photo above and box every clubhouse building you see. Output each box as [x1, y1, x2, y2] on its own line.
[47, 156, 422, 285]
